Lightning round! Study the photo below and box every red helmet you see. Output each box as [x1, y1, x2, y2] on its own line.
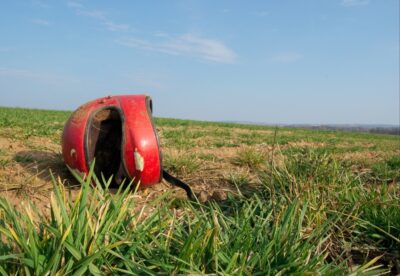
[62, 95, 162, 187]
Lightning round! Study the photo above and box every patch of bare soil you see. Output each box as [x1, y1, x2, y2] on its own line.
[286, 141, 326, 148]
[0, 131, 246, 216]
[159, 125, 276, 136]
[335, 142, 376, 149]
[162, 143, 282, 198]
[0, 136, 24, 151]
[229, 128, 275, 135]
[336, 151, 386, 162]
[0, 136, 79, 214]
[161, 147, 240, 196]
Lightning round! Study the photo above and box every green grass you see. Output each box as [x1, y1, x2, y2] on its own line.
[226, 172, 250, 187]
[164, 154, 201, 175]
[0, 153, 396, 274]
[1, 106, 398, 152]
[371, 156, 400, 182]
[0, 107, 69, 141]
[0, 106, 399, 274]
[0, 159, 11, 169]
[197, 153, 219, 161]
[232, 148, 266, 169]
[211, 139, 238, 148]
[14, 154, 35, 164]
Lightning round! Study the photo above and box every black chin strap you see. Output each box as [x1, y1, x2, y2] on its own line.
[162, 170, 194, 200]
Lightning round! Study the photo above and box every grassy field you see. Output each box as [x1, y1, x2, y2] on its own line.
[0, 106, 399, 274]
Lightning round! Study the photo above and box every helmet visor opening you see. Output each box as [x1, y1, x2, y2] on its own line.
[87, 108, 127, 186]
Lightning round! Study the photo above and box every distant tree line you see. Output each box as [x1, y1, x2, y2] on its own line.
[368, 127, 400, 136]
[290, 125, 400, 136]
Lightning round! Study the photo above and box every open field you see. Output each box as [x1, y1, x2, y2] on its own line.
[0, 106, 399, 274]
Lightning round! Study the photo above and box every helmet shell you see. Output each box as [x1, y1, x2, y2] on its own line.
[62, 95, 162, 187]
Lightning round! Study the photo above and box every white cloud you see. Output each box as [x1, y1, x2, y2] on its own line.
[66, 3, 235, 63]
[67, 2, 129, 32]
[154, 31, 170, 38]
[104, 21, 129, 32]
[31, 0, 49, 8]
[66, 1, 83, 9]
[341, 0, 369, 6]
[117, 33, 237, 64]
[32, 18, 50, 26]
[272, 52, 303, 63]
[76, 9, 106, 20]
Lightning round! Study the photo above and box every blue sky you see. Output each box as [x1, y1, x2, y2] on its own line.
[0, 0, 398, 125]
